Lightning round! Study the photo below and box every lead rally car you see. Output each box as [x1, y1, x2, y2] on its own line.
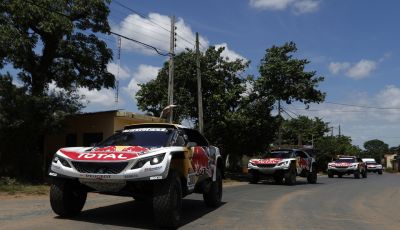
[247, 149, 317, 185]
[327, 156, 367, 179]
[48, 123, 223, 228]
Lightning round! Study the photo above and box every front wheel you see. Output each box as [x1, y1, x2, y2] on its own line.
[203, 169, 223, 207]
[284, 163, 296, 186]
[249, 172, 259, 184]
[307, 168, 317, 184]
[354, 169, 360, 179]
[153, 171, 182, 228]
[50, 180, 87, 217]
[378, 170, 383, 175]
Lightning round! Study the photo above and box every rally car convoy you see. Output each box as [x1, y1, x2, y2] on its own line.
[48, 123, 378, 227]
[48, 123, 223, 228]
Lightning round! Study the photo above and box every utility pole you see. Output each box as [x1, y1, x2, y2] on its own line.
[278, 100, 282, 147]
[338, 124, 341, 137]
[196, 32, 204, 134]
[167, 16, 176, 123]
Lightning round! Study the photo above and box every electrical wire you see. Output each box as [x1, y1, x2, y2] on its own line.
[24, 0, 171, 56]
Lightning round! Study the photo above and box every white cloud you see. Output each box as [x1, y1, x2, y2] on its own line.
[293, 85, 400, 147]
[124, 64, 160, 102]
[328, 62, 350, 75]
[107, 63, 130, 80]
[346, 59, 377, 79]
[249, 0, 320, 13]
[113, 13, 209, 55]
[328, 59, 377, 79]
[215, 43, 247, 62]
[48, 81, 120, 108]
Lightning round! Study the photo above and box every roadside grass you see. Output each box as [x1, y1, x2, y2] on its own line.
[383, 168, 398, 173]
[0, 177, 49, 195]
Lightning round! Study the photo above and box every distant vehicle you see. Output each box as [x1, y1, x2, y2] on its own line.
[247, 149, 317, 185]
[361, 158, 383, 174]
[327, 156, 367, 179]
[48, 123, 223, 228]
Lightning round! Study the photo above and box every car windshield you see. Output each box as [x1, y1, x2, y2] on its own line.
[262, 150, 293, 159]
[335, 158, 355, 163]
[367, 162, 377, 165]
[96, 128, 174, 148]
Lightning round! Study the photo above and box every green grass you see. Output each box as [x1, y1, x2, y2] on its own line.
[0, 177, 49, 195]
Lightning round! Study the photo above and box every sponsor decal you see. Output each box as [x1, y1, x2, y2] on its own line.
[61, 149, 139, 161]
[252, 158, 283, 164]
[123, 128, 167, 132]
[150, 176, 162, 180]
[332, 163, 351, 167]
[124, 173, 139, 179]
[84, 174, 111, 179]
[191, 147, 212, 177]
[144, 166, 162, 172]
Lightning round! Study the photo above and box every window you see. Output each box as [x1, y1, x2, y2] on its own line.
[65, 133, 77, 147]
[296, 151, 307, 158]
[183, 129, 209, 146]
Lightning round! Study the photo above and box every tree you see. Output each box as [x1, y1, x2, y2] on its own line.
[0, 0, 114, 95]
[256, 41, 325, 105]
[314, 135, 362, 171]
[282, 116, 329, 146]
[136, 47, 279, 166]
[363, 139, 389, 163]
[0, 0, 114, 180]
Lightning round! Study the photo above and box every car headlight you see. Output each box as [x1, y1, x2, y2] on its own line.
[52, 155, 71, 168]
[132, 153, 166, 169]
[248, 162, 256, 167]
[277, 161, 290, 167]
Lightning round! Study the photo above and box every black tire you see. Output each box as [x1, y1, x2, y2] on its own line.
[338, 174, 342, 178]
[50, 180, 87, 217]
[203, 169, 223, 207]
[328, 172, 333, 178]
[378, 170, 383, 175]
[274, 175, 284, 184]
[153, 171, 182, 228]
[362, 169, 367, 178]
[249, 172, 259, 184]
[354, 168, 360, 179]
[307, 167, 317, 184]
[284, 163, 296, 186]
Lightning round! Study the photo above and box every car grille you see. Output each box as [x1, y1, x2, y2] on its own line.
[335, 166, 349, 168]
[257, 164, 276, 168]
[71, 162, 128, 174]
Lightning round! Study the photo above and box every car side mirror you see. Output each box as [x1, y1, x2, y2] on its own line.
[186, 142, 197, 148]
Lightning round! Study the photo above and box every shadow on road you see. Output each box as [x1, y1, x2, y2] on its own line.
[58, 199, 225, 229]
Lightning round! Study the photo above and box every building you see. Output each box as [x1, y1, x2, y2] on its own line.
[44, 110, 165, 157]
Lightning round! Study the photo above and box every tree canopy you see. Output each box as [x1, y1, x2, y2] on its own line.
[0, 0, 115, 95]
[282, 116, 329, 146]
[256, 41, 325, 105]
[362, 139, 389, 163]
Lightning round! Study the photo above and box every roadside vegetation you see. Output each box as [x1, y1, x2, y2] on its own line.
[0, 177, 49, 195]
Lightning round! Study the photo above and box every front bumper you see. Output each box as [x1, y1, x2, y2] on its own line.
[328, 168, 357, 174]
[248, 166, 290, 177]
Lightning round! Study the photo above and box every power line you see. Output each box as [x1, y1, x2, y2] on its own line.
[325, 101, 400, 110]
[25, 0, 170, 57]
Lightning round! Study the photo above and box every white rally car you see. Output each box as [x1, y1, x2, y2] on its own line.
[48, 123, 223, 228]
[247, 149, 317, 185]
[362, 158, 383, 175]
[327, 156, 367, 179]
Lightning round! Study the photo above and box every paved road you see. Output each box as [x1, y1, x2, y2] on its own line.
[1, 173, 399, 230]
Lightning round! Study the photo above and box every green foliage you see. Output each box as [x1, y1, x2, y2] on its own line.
[362, 139, 389, 163]
[314, 135, 362, 171]
[0, 0, 114, 95]
[0, 74, 82, 181]
[0, 0, 114, 181]
[256, 41, 325, 105]
[282, 116, 329, 145]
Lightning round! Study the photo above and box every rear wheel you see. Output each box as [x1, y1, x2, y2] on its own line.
[378, 170, 383, 175]
[153, 171, 182, 228]
[328, 171, 333, 178]
[274, 175, 284, 184]
[203, 169, 223, 207]
[307, 167, 317, 184]
[50, 180, 87, 217]
[362, 169, 367, 178]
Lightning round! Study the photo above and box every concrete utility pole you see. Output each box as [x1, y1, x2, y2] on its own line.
[196, 32, 204, 134]
[278, 100, 282, 147]
[339, 124, 341, 137]
[167, 16, 176, 123]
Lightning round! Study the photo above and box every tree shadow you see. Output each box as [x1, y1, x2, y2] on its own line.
[57, 198, 225, 229]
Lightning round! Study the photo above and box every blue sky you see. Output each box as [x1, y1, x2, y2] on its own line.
[6, 0, 400, 148]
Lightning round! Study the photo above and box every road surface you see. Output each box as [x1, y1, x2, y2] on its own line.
[1, 173, 399, 229]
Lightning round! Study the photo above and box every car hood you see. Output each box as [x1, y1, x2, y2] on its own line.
[58, 146, 160, 161]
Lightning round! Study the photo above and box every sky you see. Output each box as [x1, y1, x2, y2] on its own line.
[5, 0, 400, 148]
